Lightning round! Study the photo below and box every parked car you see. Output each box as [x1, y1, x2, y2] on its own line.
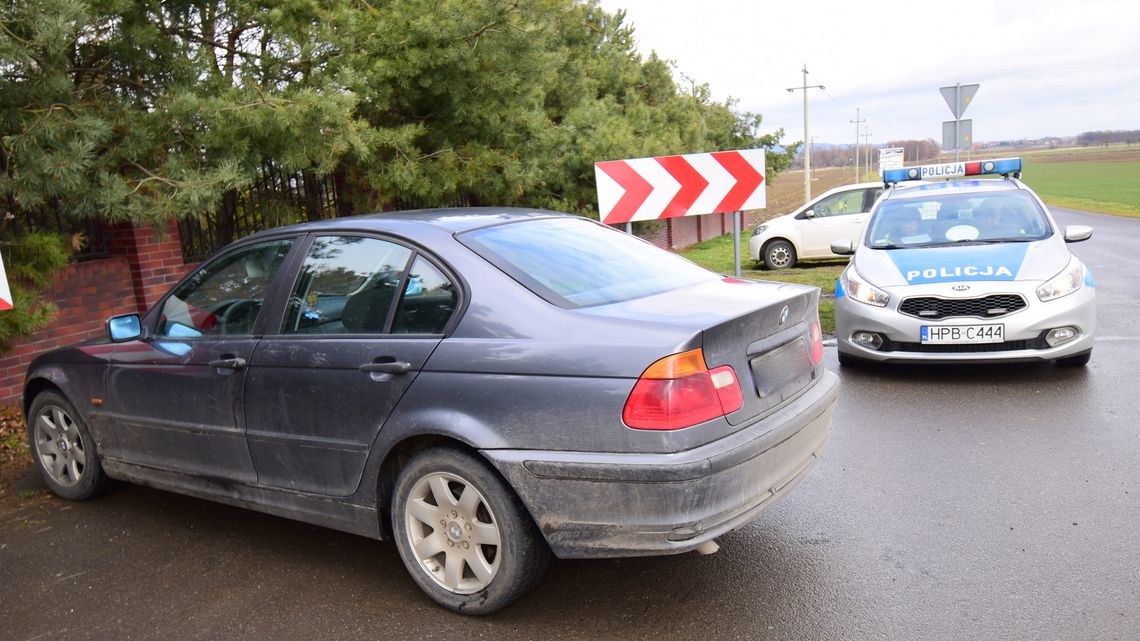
[25, 208, 840, 614]
[832, 158, 1095, 366]
[749, 181, 885, 269]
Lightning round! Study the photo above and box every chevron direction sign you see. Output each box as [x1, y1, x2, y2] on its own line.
[595, 148, 766, 225]
[0, 251, 12, 311]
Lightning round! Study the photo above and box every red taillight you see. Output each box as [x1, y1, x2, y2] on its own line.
[623, 348, 743, 430]
[810, 319, 823, 365]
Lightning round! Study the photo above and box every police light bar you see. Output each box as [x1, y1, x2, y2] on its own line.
[883, 157, 1022, 185]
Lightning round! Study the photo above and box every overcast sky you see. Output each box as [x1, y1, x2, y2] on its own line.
[595, 0, 1140, 147]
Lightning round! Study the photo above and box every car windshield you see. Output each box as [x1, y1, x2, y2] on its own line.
[458, 217, 718, 308]
[866, 190, 1052, 249]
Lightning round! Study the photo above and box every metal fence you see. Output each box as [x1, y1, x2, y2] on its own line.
[10, 200, 109, 261]
[178, 165, 347, 262]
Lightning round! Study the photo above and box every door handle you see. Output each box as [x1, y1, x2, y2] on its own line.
[208, 357, 247, 370]
[359, 361, 412, 375]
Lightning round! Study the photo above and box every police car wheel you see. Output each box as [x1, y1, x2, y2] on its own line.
[1055, 350, 1091, 367]
[763, 240, 796, 270]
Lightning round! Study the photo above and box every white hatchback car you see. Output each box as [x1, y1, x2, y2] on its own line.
[749, 182, 885, 269]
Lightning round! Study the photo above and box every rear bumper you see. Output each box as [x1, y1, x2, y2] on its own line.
[482, 371, 840, 559]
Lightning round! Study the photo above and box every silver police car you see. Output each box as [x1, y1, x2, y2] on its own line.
[832, 158, 1096, 366]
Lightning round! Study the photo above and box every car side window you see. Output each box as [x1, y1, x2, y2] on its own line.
[862, 187, 885, 212]
[811, 189, 865, 217]
[281, 236, 413, 335]
[156, 239, 294, 337]
[391, 256, 459, 335]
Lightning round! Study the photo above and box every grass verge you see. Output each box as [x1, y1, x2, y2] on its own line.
[1026, 161, 1140, 218]
[679, 232, 844, 334]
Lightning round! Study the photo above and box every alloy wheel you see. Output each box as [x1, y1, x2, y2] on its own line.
[403, 471, 503, 594]
[34, 405, 88, 487]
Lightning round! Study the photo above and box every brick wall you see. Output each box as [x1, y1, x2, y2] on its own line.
[626, 211, 744, 251]
[106, 220, 194, 313]
[0, 222, 192, 407]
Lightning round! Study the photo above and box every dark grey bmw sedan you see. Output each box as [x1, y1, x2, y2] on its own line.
[24, 208, 839, 613]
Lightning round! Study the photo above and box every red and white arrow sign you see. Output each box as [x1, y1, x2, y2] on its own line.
[595, 148, 765, 225]
[0, 251, 12, 311]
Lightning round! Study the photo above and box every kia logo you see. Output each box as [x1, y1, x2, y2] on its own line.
[779, 305, 789, 326]
[952, 284, 970, 291]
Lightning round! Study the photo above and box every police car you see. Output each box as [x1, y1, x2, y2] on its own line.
[832, 158, 1096, 366]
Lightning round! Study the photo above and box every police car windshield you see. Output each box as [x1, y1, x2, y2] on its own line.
[866, 190, 1052, 249]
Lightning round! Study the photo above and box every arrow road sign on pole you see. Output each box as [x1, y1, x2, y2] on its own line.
[0, 251, 13, 311]
[595, 149, 766, 225]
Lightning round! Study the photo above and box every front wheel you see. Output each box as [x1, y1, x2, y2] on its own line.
[391, 446, 550, 614]
[763, 239, 797, 270]
[27, 391, 109, 501]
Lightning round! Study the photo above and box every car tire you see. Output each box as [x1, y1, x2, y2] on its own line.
[1055, 350, 1091, 367]
[391, 445, 551, 614]
[27, 391, 109, 501]
[762, 240, 797, 270]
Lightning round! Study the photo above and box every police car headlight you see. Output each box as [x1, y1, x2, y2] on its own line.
[1036, 258, 1085, 302]
[842, 266, 890, 308]
[752, 224, 768, 236]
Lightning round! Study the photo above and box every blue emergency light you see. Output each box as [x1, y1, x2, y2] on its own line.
[883, 157, 1022, 185]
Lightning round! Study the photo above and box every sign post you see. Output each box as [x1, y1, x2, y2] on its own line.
[940, 83, 979, 162]
[878, 147, 904, 175]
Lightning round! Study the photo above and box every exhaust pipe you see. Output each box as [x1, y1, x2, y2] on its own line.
[695, 539, 720, 555]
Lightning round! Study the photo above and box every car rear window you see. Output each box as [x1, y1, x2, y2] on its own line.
[458, 217, 717, 308]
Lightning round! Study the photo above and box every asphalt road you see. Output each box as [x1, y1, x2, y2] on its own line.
[2, 207, 1137, 641]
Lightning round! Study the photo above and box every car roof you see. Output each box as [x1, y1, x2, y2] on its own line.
[243, 207, 577, 240]
[883, 178, 1025, 202]
[819, 181, 886, 195]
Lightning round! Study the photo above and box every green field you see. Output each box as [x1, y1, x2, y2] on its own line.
[679, 233, 844, 334]
[1025, 161, 1140, 217]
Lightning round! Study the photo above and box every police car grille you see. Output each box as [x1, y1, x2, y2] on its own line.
[883, 334, 1050, 353]
[898, 294, 1027, 320]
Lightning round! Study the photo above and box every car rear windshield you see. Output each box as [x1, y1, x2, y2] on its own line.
[458, 217, 717, 308]
[866, 190, 1053, 249]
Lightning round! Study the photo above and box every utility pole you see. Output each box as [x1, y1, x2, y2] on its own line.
[850, 108, 866, 182]
[862, 129, 873, 175]
[787, 65, 824, 202]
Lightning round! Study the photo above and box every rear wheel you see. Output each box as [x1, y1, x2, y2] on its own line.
[1056, 350, 1091, 367]
[762, 240, 797, 270]
[27, 391, 108, 501]
[391, 446, 550, 614]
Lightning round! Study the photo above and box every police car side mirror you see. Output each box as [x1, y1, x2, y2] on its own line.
[1063, 225, 1092, 243]
[830, 239, 856, 255]
[804, 209, 816, 219]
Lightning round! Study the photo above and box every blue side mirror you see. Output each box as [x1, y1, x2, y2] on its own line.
[107, 314, 142, 342]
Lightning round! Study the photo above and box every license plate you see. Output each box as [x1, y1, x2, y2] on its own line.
[920, 324, 1004, 344]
